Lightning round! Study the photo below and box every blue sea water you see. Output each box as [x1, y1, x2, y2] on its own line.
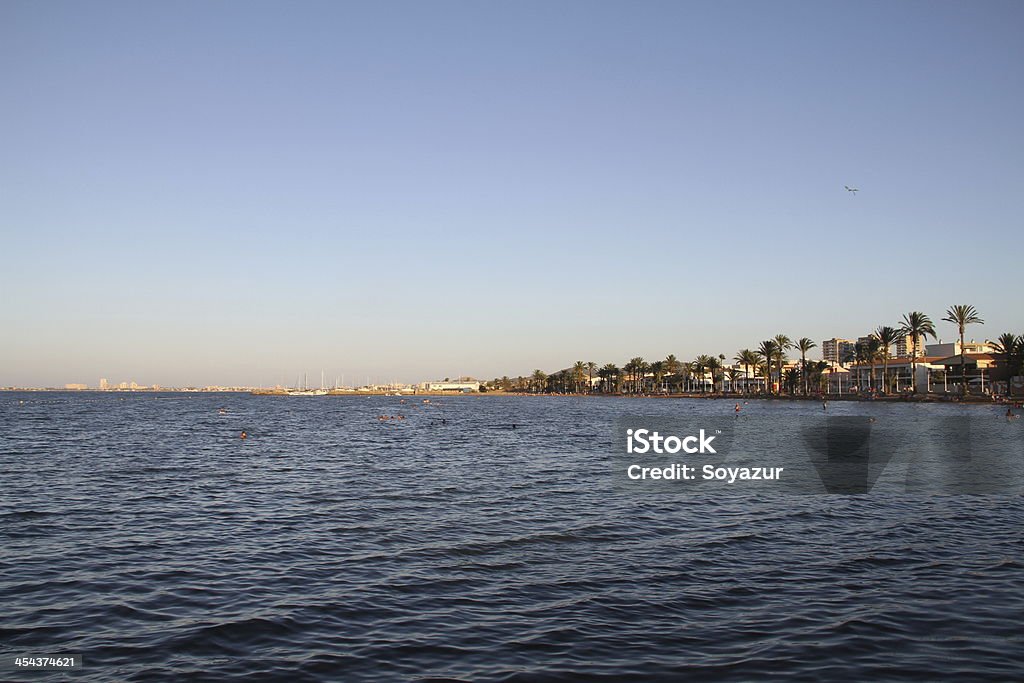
[1, 393, 1022, 681]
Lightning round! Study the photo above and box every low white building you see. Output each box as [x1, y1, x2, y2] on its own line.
[925, 341, 992, 357]
[421, 380, 481, 393]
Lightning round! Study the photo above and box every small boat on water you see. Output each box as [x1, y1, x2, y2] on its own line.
[287, 388, 328, 396]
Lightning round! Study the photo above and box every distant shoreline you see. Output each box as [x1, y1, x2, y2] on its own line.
[4, 388, 1015, 406]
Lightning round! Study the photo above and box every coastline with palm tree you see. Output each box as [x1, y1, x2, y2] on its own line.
[476, 303, 1021, 404]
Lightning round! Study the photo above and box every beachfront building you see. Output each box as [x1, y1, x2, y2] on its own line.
[822, 338, 856, 366]
[822, 363, 852, 394]
[64, 383, 88, 390]
[932, 353, 998, 394]
[846, 356, 946, 394]
[924, 341, 993, 357]
[420, 379, 481, 393]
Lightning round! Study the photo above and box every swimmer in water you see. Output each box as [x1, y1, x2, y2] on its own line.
[734, 403, 741, 413]
[512, 423, 517, 429]
[240, 431, 247, 439]
[823, 400, 828, 411]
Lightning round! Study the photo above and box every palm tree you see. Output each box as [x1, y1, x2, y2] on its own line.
[649, 361, 665, 393]
[735, 349, 758, 395]
[772, 335, 791, 395]
[625, 357, 647, 394]
[856, 336, 882, 391]
[637, 359, 650, 393]
[757, 340, 778, 394]
[530, 369, 547, 394]
[899, 311, 937, 394]
[726, 367, 741, 394]
[783, 368, 800, 396]
[875, 326, 901, 394]
[707, 356, 723, 393]
[599, 363, 620, 393]
[942, 305, 984, 395]
[806, 360, 829, 394]
[663, 354, 681, 394]
[571, 361, 586, 394]
[989, 333, 1023, 397]
[664, 354, 681, 376]
[692, 354, 712, 393]
[795, 338, 816, 396]
[586, 361, 597, 394]
[682, 362, 695, 393]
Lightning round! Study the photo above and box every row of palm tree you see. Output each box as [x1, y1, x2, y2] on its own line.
[487, 304, 1019, 397]
[854, 306, 986, 395]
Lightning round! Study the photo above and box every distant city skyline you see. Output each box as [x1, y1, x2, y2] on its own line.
[3, 2, 1022, 387]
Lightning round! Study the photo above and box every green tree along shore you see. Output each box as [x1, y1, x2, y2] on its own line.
[484, 305, 1024, 399]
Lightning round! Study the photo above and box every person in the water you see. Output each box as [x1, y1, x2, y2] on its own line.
[240, 431, 247, 439]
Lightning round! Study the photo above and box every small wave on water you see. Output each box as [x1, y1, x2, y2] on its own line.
[1, 393, 1022, 681]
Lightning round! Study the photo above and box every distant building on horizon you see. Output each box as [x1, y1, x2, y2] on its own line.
[420, 379, 481, 393]
[64, 383, 88, 390]
[99, 378, 109, 390]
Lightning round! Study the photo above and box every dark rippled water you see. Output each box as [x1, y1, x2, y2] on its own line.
[2, 393, 1023, 681]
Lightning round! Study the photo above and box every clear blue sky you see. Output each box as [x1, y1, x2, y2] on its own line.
[2, 1, 1022, 387]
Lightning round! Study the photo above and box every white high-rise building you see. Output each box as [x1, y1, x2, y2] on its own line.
[99, 378, 109, 390]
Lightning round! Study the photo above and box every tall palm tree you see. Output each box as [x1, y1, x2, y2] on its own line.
[726, 367, 741, 394]
[638, 359, 650, 393]
[856, 336, 882, 391]
[733, 350, 757, 393]
[942, 305, 984, 395]
[772, 335, 791, 395]
[599, 363, 620, 393]
[571, 361, 586, 394]
[693, 355, 713, 393]
[649, 361, 666, 393]
[664, 354, 681, 393]
[625, 357, 647, 394]
[757, 340, 779, 394]
[875, 326, 901, 394]
[707, 356, 723, 393]
[899, 311, 937, 394]
[530, 369, 547, 394]
[783, 368, 800, 396]
[586, 361, 597, 394]
[806, 360, 829, 394]
[795, 338, 817, 395]
[682, 362, 695, 393]
[664, 354, 680, 374]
